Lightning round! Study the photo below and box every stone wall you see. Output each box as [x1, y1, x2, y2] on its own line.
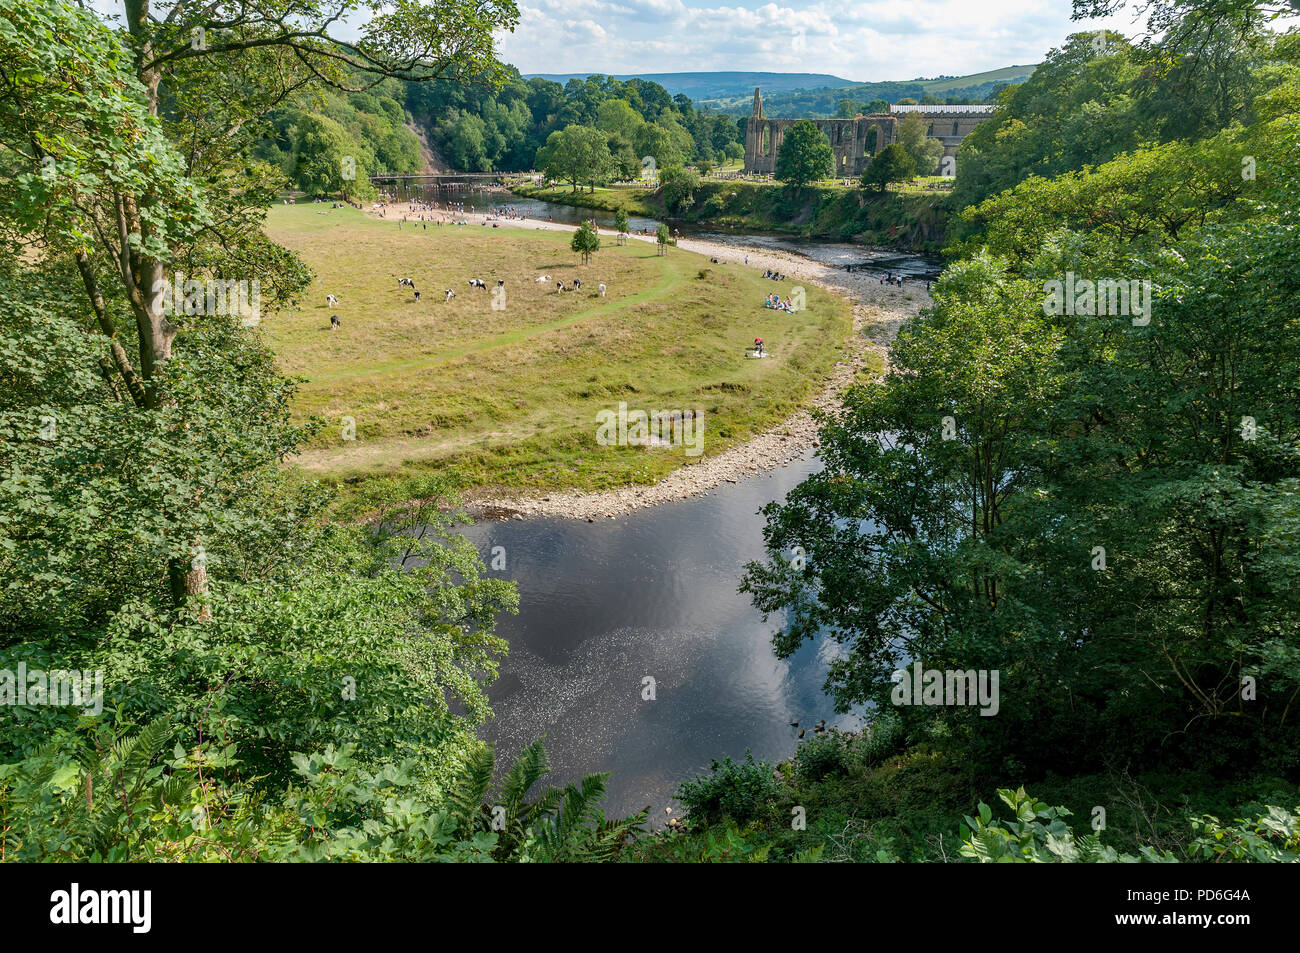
[744, 115, 896, 177]
[743, 90, 994, 178]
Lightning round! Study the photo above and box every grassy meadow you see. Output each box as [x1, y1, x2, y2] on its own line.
[263, 203, 851, 501]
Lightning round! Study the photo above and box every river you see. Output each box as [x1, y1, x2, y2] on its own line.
[456, 449, 867, 821]
[440, 188, 925, 820]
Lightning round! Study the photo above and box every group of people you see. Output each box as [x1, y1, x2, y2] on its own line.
[762, 269, 788, 281]
[764, 294, 796, 312]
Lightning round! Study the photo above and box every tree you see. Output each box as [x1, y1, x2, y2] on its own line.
[895, 113, 945, 175]
[293, 114, 375, 198]
[606, 132, 641, 181]
[571, 221, 601, 264]
[535, 124, 615, 192]
[3, 0, 520, 611]
[660, 165, 700, 212]
[656, 223, 671, 256]
[835, 98, 861, 118]
[595, 98, 645, 140]
[774, 119, 833, 189]
[634, 122, 684, 171]
[861, 143, 915, 191]
[614, 208, 630, 245]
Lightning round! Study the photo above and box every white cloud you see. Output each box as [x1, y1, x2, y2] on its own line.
[499, 0, 1141, 79]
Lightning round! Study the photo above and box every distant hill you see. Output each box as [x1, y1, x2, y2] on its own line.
[522, 66, 1039, 117]
[522, 71, 858, 100]
[916, 65, 1038, 94]
[696, 65, 1040, 118]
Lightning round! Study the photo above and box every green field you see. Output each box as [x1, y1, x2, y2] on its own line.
[263, 204, 852, 501]
[917, 64, 1037, 93]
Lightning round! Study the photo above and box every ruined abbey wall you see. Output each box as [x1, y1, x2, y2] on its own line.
[743, 89, 994, 178]
[745, 115, 896, 177]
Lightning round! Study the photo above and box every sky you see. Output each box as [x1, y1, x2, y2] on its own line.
[85, 1, 1173, 82]
[496, 0, 1141, 80]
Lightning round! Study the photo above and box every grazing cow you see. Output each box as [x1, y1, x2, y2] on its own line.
[497, 279, 505, 287]
[444, 289, 456, 302]
[534, 275, 551, 283]
[330, 314, 340, 330]
[413, 290, 421, 302]
[598, 283, 606, 297]
[573, 278, 581, 291]
[326, 293, 338, 307]
[398, 277, 409, 287]
[468, 278, 487, 290]
[556, 281, 565, 293]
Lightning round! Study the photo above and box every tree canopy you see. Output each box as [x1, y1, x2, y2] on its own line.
[774, 119, 834, 188]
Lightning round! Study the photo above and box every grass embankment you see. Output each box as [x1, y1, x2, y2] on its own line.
[263, 204, 851, 505]
[515, 179, 955, 252]
[510, 182, 658, 217]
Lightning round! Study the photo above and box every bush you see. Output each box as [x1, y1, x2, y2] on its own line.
[959, 787, 1300, 863]
[701, 192, 727, 216]
[677, 751, 779, 825]
[854, 709, 906, 767]
[660, 165, 700, 212]
[792, 731, 850, 782]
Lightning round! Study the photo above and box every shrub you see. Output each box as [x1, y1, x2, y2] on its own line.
[676, 751, 779, 825]
[854, 709, 906, 767]
[793, 731, 849, 782]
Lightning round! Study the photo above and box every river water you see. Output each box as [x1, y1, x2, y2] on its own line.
[438, 188, 925, 819]
[456, 450, 867, 820]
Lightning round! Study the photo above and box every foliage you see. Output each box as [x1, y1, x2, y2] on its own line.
[774, 119, 834, 188]
[676, 751, 779, 825]
[894, 113, 945, 175]
[959, 788, 1171, 862]
[1186, 805, 1300, 862]
[792, 731, 851, 782]
[535, 124, 614, 192]
[952, 21, 1287, 215]
[961, 787, 1300, 863]
[0, 722, 642, 862]
[659, 165, 701, 212]
[570, 221, 601, 264]
[400, 70, 742, 173]
[861, 143, 916, 191]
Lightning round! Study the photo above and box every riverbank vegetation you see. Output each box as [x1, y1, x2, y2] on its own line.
[512, 179, 953, 250]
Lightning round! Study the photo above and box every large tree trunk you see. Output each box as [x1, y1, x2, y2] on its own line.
[169, 541, 212, 621]
[120, 0, 211, 614]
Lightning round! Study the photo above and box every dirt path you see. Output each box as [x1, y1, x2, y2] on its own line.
[365, 201, 930, 520]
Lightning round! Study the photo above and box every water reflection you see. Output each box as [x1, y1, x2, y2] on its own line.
[456, 451, 866, 820]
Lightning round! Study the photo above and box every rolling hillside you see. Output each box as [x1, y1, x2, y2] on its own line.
[523, 71, 857, 100]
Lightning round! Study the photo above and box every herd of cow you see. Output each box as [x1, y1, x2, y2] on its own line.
[323, 275, 608, 330]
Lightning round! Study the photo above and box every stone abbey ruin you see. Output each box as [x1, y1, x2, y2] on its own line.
[743, 88, 995, 177]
